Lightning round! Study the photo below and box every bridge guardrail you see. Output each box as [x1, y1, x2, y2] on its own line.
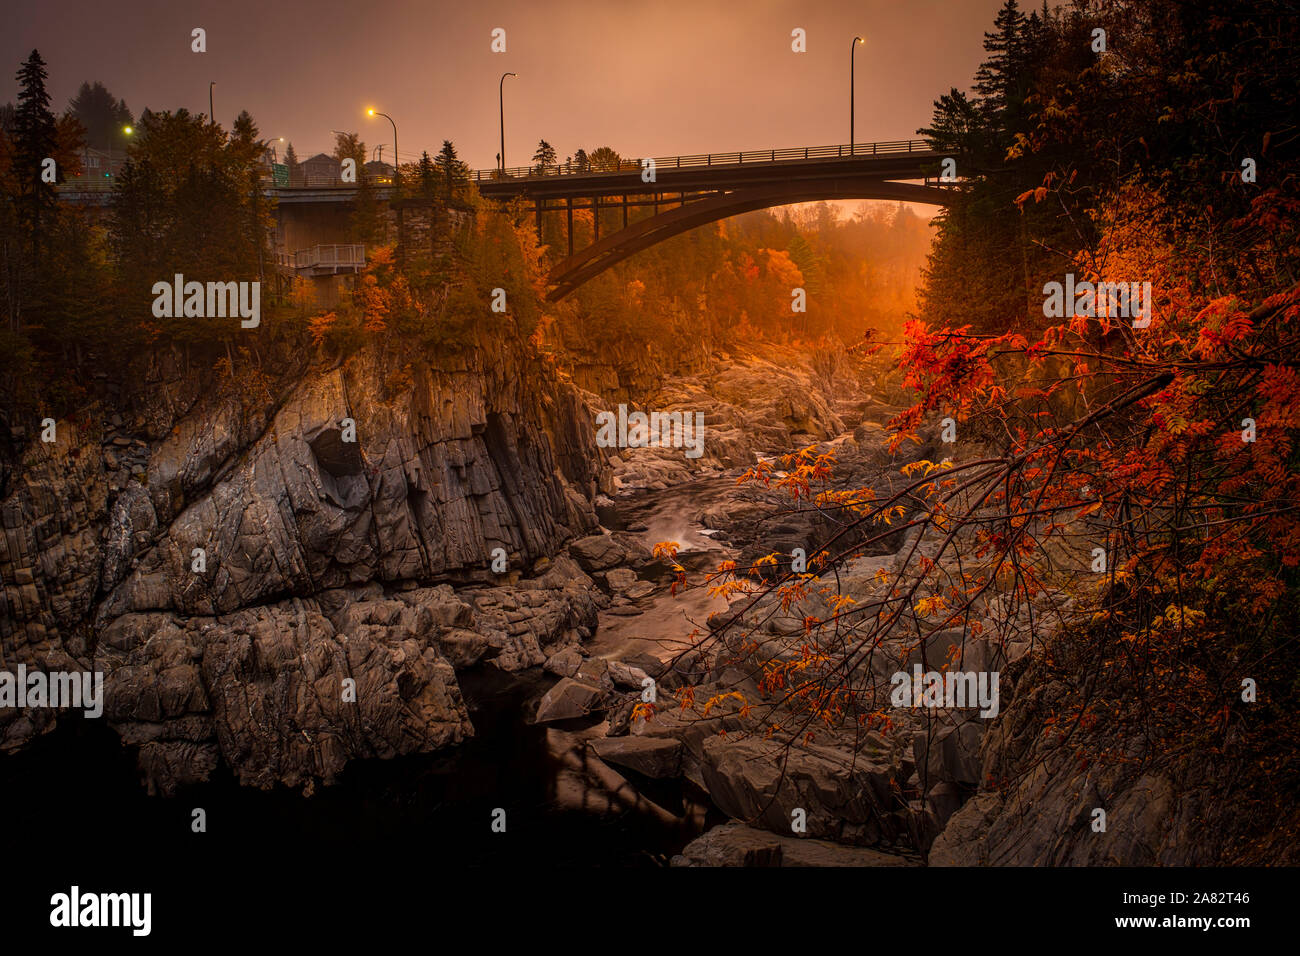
[58, 140, 939, 196]
[473, 139, 934, 182]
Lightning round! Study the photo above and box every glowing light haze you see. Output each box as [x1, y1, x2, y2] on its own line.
[5, 0, 1007, 171]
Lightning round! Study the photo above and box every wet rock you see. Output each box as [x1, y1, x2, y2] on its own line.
[624, 581, 656, 602]
[589, 735, 682, 778]
[543, 647, 583, 678]
[568, 533, 625, 572]
[602, 567, 637, 593]
[619, 652, 666, 679]
[697, 735, 908, 846]
[534, 677, 605, 723]
[606, 660, 650, 689]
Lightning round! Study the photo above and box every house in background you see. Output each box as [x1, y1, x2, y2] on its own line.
[71, 146, 127, 182]
[364, 160, 394, 183]
[300, 153, 341, 186]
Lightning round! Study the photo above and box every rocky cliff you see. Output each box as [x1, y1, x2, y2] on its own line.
[0, 331, 607, 794]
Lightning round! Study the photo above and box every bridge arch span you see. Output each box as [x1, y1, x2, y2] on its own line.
[545, 179, 952, 301]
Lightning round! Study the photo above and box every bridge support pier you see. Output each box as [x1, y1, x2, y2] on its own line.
[567, 197, 573, 256]
[622, 195, 628, 229]
[535, 200, 543, 242]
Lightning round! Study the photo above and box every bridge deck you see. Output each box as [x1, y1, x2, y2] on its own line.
[474, 140, 946, 199]
[56, 140, 952, 206]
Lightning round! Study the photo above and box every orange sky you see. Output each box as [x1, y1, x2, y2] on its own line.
[6, 0, 1010, 219]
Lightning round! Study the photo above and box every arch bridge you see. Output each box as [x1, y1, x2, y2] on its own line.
[472, 140, 959, 300]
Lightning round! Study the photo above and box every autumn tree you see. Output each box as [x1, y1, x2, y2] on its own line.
[332, 131, 366, 172]
[588, 146, 620, 172]
[649, 0, 1300, 862]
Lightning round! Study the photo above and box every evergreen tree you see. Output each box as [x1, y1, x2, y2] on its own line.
[435, 140, 465, 200]
[417, 150, 437, 200]
[67, 81, 133, 152]
[12, 50, 59, 250]
[532, 139, 557, 173]
[109, 108, 269, 345]
[973, 0, 1028, 117]
[284, 141, 302, 185]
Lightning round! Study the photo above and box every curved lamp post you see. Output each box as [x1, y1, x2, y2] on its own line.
[499, 72, 517, 173]
[850, 37, 863, 155]
[367, 109, 398, 185]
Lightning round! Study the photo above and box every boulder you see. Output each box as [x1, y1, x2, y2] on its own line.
[543, 647, 583, 678]
[619, 652, 666, 679]
[602, 568, 638, 593]
[589, 735, 683, 778]
[624, 581, 657, 602]
[534, 678, 605, 723]
[569, 534, 625, 572]
[606, 660, 651, 690]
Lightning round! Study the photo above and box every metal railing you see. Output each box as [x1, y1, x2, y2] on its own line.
[294, 244, 366, 270]
[472, 139, 934, 183]
[57, 140, 938, 195]
[55, 179, 116, 192]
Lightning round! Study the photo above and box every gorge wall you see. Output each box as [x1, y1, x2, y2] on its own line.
[0, 329, 608, 794]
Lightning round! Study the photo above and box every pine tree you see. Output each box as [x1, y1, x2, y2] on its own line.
[66, 81, 133, 152]
[436, 140, 464, 200]
[973, 0, 1027, 114]
[284, 141, 302, 185]
[12, 50, 59, 251]
[417, 150, 437, 200]
[532, 139, 557, 173]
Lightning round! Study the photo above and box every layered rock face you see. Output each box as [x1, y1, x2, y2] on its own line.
[0, 334, 604, 794]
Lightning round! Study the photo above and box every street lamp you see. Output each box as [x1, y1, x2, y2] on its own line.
[850, 37, 863, 155]
[367, 108, 398, 186]
[499, 72, 516, 173]
[209, 82, 215, 126]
